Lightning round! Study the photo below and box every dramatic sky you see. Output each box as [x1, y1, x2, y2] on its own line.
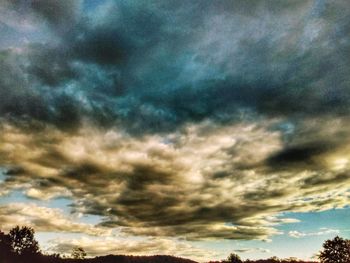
[0, 0, 350, 261]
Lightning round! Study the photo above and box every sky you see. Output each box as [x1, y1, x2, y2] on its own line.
[0, 0, 350, 261]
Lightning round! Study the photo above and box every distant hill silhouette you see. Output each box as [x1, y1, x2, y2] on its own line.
[0, 253, 199, 263]
[0, 253, 318, 263]
[79, 255, 198, 263]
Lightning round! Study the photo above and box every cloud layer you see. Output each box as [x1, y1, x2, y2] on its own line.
[1, 118, 350, 242]
[0, 0, 349, 133]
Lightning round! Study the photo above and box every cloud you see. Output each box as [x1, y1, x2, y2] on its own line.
[0, 202, 110, 236]
[0, 1, 349, 133]
[266, 143, 331, 167]
[233, 248, 270, 254]
[29, 0, 81, 31]
[0, 119, 285, 240]
[121, 224, 281, 242]
[1, 117, 350, 242]
[25, 187, 71, 201]
[47, 236, 218, 261]
[288, 228, 340, 238]
[1, 0, 81, 33]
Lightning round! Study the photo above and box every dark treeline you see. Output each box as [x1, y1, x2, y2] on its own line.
[1, 226, 350, 263]
[0, 226, 195, 263]
[210, 255, 316, 263]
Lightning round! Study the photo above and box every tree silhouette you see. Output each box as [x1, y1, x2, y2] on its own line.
[8, 226, 40, 256]
[71, 246, 87, 259]
[225, 253, 242, 263]
[268, 256, 280, 262]
[0, 230, 13, 262]
[318, 236, 350, 263]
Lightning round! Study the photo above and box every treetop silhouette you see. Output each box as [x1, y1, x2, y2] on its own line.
[318, 235, 350, 263]
[8, 225, 40, 256]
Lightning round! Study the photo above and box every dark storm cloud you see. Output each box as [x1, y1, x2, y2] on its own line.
[2, 0, 80, 32]
[0, 50, 47, 119]
[0, 48, 84, 130]
[266, 143, 331, 167]
[0, 0, 349, 133]
[30, 0, 80, 28]
[25, 44, 76, 86]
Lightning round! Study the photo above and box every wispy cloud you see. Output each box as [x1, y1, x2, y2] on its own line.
[288, 228, 340, 238]
[233, 248, 270, 254]
[0, 202, 110, 236]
